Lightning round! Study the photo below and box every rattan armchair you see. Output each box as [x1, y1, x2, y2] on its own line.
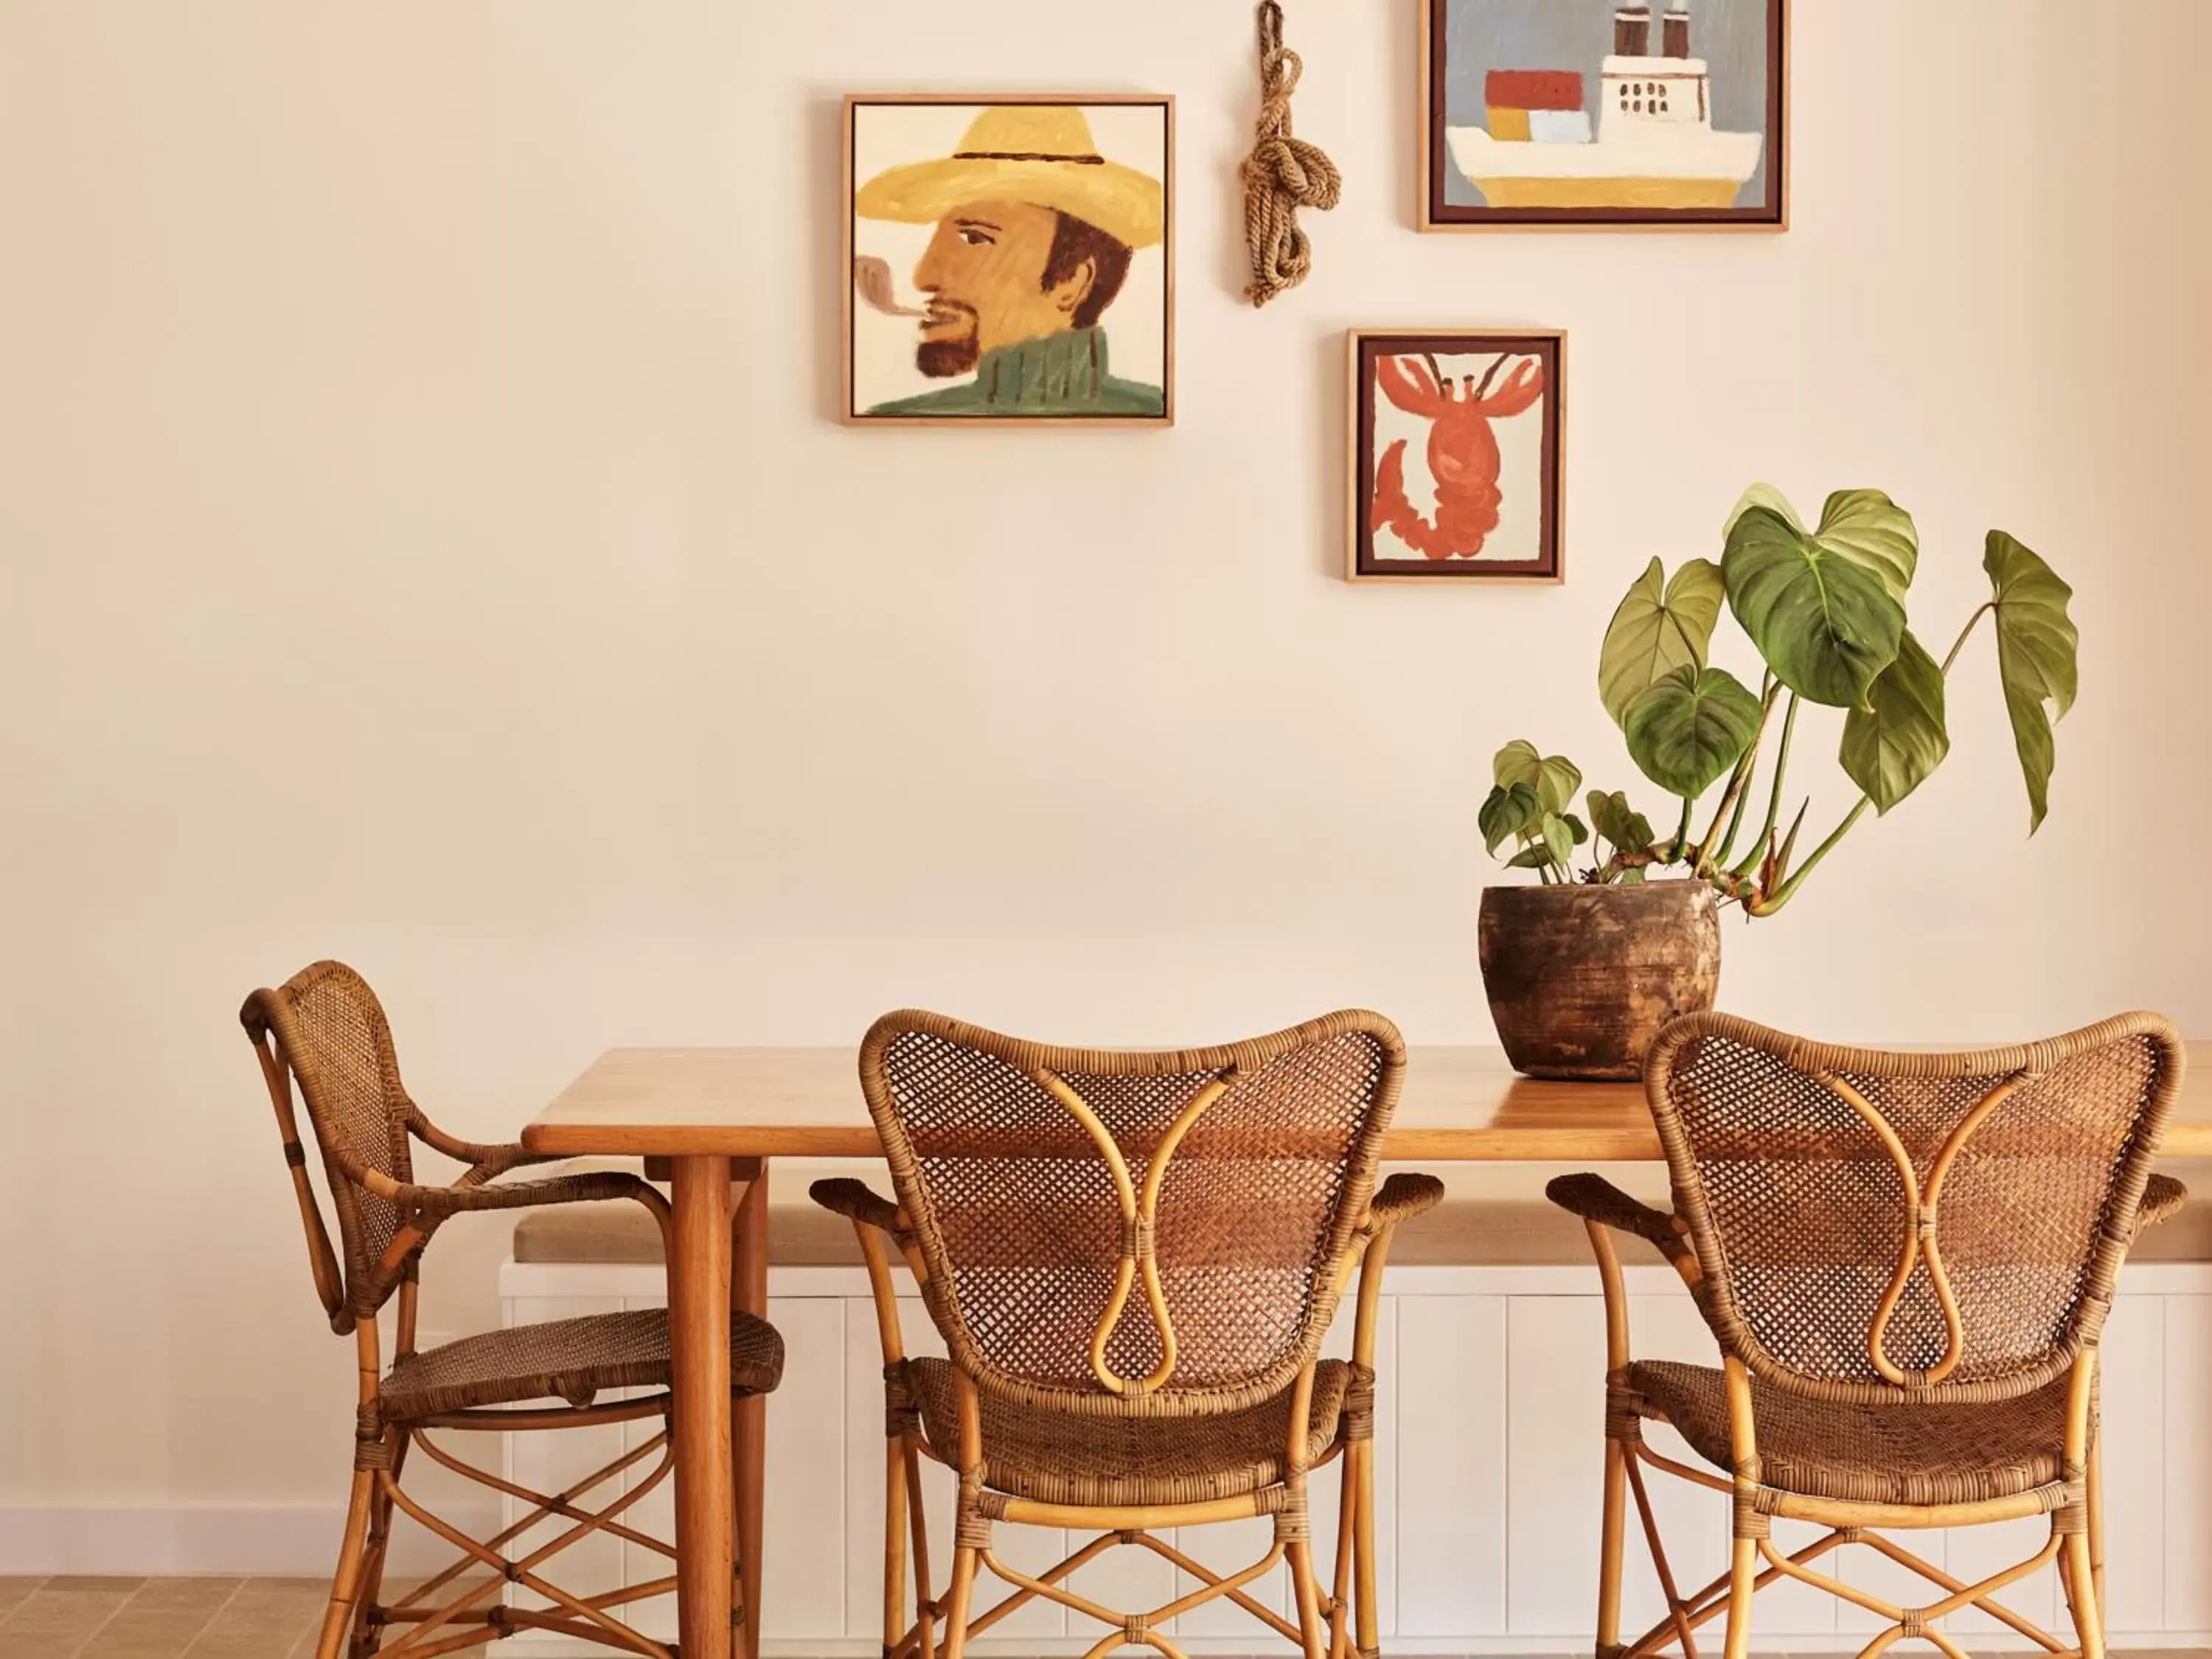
[241, 961, 785, 1659]
[1550, 1011, 2188, 1659]
[813, 1008, 1440, 1659]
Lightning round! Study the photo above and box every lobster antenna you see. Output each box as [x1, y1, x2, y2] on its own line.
[1421, 351, 1446, 386]
[1472, 352, 1514, 402]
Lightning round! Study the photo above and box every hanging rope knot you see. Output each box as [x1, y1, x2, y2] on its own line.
[1240, 1, 1339, 307]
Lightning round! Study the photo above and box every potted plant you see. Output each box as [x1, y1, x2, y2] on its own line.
[1478, 485, 2080, 1079]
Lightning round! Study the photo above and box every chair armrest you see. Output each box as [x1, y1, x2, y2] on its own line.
[1547, 1172, 1686, 1257]
[406, 1112, 554, 1180]
[1365, 1172, 1445, 1234]
[811, 1178, 904, 1235]
[380, 1169, 661, 1223]
[2140, 1173, 2188, 1231]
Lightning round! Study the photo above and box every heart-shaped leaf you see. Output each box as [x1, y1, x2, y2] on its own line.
[1623, 666, 1765, 799]
[1723, 486, 1919, 598]
[1492, 740, 1582, 815]
[1839, 629, 1950, 813]
[1505, 845, 1553, 871]
[1540, 813, 1575, 866]
[1586, 789, 1657, 854]
[1480, 782, 1542, 856]
[1723, 488, 1908, 709]
[1985, 530, 2078, 834]
[1598, 557, 1725, 726]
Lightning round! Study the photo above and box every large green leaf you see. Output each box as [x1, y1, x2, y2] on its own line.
[1598, 557, 1725, 726]
[1722, 490, 1908, 709]
[1722, 486, 1919, 597]
[1480, 782, 1541, 856]
[1623, 666, 1765, 799]
[1839, 629, 1950, 813]
[1586, 789, 1657, 854]
[1539, 813, 1575, 866]
[1985, 530, 2079, 834]
[1492, 740, 1582, 815]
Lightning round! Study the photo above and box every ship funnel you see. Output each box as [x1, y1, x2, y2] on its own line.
[1613, 6, 1651, 55]
[1662, 7, 1691, 58]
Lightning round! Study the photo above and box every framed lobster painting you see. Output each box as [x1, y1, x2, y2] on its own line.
[1347, 329, 1565, 583]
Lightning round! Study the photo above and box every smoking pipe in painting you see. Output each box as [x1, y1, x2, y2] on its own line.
[1371, 352, 1546, 560]
[852, 254, 928, 317]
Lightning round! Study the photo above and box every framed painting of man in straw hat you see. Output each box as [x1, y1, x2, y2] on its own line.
[844, 95, 1173, 425]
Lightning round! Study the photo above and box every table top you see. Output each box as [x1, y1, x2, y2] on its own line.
[524, 1042, 2212, 1163]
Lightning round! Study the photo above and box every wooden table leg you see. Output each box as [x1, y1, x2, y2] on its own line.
[732, 1161, 771, 1659]
[669, 1154, 736, 1659]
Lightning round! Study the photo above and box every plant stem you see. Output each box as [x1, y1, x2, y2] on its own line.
[1694, 680, 1780, 876]
[1747, 796, 1871, 915]
[1740, 605, 1994, 916]
[1668, 798, 1694, 863]
[1941, 602, 1995, 675]
[1731, 692, 1800, 877]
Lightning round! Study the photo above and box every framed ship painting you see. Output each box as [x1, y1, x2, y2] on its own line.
[842, 94, 1174, 426]
[1347, 330, 1565, 583]
[1420, 0, 1787, 229]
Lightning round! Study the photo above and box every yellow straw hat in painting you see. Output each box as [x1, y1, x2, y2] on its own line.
[855, 105, 1164, 250]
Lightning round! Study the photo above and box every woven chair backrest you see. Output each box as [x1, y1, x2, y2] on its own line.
[240, 960, 419, 1321]
[1644, 1011, 2184, 1402]
[859, 1009, 1405, 1411]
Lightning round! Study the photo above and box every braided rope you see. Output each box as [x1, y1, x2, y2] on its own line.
[1239, 1, 1339, 307]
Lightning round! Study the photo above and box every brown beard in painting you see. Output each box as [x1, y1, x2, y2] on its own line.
[917, 302, 981, 378]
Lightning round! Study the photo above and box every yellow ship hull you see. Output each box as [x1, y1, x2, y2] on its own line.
[1470, 175, 1746, 209]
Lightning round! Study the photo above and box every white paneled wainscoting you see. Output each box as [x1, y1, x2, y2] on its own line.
[494, 1259, 2212, 1657]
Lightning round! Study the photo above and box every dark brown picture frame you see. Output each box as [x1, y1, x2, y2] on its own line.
[1347, 330, 1565, 584]
[1420, 0, 1787, 231]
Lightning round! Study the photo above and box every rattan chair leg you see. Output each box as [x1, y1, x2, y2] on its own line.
[349, 1429, 404, 1659]
[1329, 1447, 1357, 1659]
[904, 1437, 937, 1659]
[2062, 1530, 2106, 1659]
[1595, 1436, 1630, 1659]
[1287, 1537, 1329, 1659]
[1353, 1439, 1380, 1659]
[940, 1545, 979, 1659]
[1721, 1536, 1756, 1659]
[2088, 1431, 2108, 1613]
[316, 1469, 377, 1659]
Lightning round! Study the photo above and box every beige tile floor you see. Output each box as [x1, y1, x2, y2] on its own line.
[1, 1580, 2205, 1659]
[0, 1577, 507, 1659]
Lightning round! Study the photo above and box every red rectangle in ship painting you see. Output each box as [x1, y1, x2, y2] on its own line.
[1484, 70, 1583, 111]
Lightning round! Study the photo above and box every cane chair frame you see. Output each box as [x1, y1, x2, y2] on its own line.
[243, 961, 779, 1659]
[818, 1009, 1440, 1659]
[1553, 1011, 2188, 1659]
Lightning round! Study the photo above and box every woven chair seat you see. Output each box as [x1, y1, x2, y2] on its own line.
[382, 1309, 785, 1421]
[1630, 1359, 2070, 1506]
[908, 1356, 1354, 1507]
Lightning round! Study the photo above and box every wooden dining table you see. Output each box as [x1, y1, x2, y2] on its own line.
[521, 1041, 2212, 1659]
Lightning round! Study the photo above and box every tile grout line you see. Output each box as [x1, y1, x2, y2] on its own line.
[172, 1574, 253, 1659]
[0, 1576, 52, 1632]
[63, 1579, 151, 1659]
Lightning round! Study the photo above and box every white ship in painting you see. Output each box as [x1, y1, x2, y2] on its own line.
[1447, 4, 1763, 209]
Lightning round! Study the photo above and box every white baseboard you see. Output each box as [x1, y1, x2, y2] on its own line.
[0, 1501, 501, 1577]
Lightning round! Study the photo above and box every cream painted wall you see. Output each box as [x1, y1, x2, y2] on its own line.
[1, 0, 2208, 1526]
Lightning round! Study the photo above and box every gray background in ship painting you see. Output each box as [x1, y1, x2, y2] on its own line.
[1442, 0, 1770, 207]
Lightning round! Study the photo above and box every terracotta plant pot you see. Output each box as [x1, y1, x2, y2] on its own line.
[1478, 879, 1721, 1080]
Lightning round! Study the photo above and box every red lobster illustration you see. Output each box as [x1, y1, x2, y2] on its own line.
[1371, 352, 1546, 560]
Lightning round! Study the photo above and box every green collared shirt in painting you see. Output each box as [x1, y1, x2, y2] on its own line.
[866, 327, 1164, 419]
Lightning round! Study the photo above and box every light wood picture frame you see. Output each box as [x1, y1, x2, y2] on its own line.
[841, 93, 1175, 428]
[1420, 0, 1787, 232]
[1346, 329, 1566, 584]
